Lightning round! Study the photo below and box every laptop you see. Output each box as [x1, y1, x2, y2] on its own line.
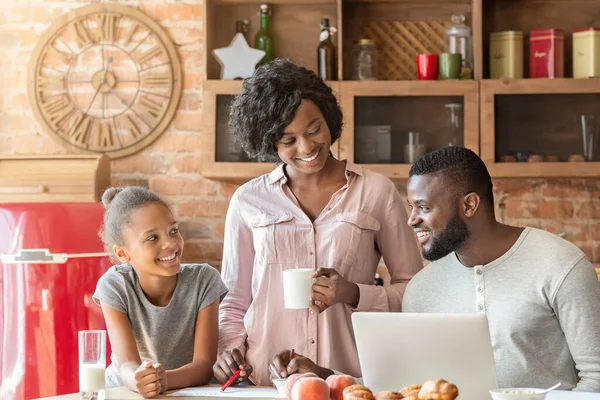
[352, 313, 498, 400]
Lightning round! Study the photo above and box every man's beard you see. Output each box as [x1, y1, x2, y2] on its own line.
[422, 212, 471, 261]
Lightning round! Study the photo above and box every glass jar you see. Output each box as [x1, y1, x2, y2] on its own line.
[352, 38, 377, 80]
[446, 14, 473, 79]
[445, 103, 463, 146]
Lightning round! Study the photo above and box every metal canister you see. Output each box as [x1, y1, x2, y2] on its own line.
[490, 31, 523, 79]
[573, 27, 600, 78]
[530, 28, 564, 78]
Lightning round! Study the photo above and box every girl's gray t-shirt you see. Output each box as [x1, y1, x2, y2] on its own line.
[93, 263, 228, 387]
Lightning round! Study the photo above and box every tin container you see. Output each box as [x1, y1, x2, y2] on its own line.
[490, 31, 523, 79]
[573, 27, 600, 78]
[529, 29, 564, 78]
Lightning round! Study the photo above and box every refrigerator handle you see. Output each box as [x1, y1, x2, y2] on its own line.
[0, 249, 108, 264]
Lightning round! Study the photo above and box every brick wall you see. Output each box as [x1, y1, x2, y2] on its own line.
[1, 0, 598, 267]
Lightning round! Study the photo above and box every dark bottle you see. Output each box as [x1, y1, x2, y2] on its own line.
[254, 4, 274, 66]
[317, 18, 337, 80]
[236, 19, 249, 39]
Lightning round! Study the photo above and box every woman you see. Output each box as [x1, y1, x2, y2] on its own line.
[214, 59, 422, 386]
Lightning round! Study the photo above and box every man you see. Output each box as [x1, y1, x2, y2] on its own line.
[403, 146, 600, 391]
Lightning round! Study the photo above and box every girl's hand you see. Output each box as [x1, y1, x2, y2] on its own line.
[134, 361, 161, 398]
[213, 348, 253, 384]
[153, 362, 168, 394]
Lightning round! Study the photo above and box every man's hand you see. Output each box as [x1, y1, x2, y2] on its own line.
[269, 349, 333, 380]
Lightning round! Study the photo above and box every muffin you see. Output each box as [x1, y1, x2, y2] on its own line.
[400, 384, 421, 398]
[418, 379, 458, 400]
[375, 390, 405, 399]
[343, 384, 375, 400]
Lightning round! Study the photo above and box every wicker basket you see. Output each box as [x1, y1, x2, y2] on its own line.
[362, 20, 452, 80]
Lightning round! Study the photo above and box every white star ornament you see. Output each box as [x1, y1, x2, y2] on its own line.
[212, 33, 266, 80]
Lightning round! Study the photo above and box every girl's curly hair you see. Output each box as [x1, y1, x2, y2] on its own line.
[228, 59, 343, 162]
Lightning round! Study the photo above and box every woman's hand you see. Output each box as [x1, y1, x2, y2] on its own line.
[310, 268, 360, 313]
[212, 348, 253, 384]
[133, 361, 161, 398]
[269, 349, 333, 380]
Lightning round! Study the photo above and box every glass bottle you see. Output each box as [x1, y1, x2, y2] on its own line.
[446, 14, 473, 79]
[236, 19, 249, 39]
[317, 18, 337, 80]
[352, 38, 377, 80]
[255, 4, 273, 66]
[445, 103, 464, 147]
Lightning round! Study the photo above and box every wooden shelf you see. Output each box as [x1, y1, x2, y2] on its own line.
[216, 0, 334, 4]
[340, 80, 478, 95]
[204, 80, 244, 94]
[488, 162, 600, 178]
[358, 164, 412, 180]
[204, 79, 341, 93]
[481, 78, 600, 95]
[201, 162, 280, 181]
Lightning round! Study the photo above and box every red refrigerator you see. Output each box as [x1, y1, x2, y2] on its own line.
[0, 203, 112, 400]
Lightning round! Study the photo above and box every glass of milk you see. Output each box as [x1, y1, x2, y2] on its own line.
[79, 330, 106, 400]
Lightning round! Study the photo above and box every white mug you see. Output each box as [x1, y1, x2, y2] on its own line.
[282, 268, 314, 309]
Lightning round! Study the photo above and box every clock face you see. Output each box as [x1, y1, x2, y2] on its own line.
[28, 4, 182, 158]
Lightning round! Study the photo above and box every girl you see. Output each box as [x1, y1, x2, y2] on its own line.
[93, 187, 227, 398]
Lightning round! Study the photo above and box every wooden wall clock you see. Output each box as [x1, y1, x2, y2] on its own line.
[27, 4, 182, 159]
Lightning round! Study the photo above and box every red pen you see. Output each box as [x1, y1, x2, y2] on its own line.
[221, 364, 246, 392]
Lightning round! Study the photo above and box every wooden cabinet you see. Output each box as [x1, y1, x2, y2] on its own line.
[201, 0, 600, 181]
[339, 80, 478, 179]
[479, 0, 600, 177]
[481, 79, 600, 177]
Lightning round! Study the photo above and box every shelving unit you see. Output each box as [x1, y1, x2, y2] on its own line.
[480, 78, 600, 178]
[339, 80, 479, 179]
[200, 0, 600, 181]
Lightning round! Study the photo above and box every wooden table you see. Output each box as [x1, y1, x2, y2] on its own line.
[35, 386, 280, 400]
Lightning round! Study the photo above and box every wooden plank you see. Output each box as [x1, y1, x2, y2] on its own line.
[481, 78, 600, 94]
[488, 162, 600, 178]
[217, 0, 334, 4]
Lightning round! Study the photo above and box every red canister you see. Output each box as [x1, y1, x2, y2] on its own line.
[529, 29, 564, 78]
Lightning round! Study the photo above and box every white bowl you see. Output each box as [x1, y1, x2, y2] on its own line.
[272, 378, 288, 398]
[489, 388, 548, 400]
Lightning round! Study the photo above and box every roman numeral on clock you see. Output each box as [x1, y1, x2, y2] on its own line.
[97, 14, 117, 42]
[122, 23, 139, 46]
[40, 95, 73, 130]
[37, 74, 66, 92]
[136, 96, 165, 125]
[122, 114, 143, 139]
[73, 19, 93, 48]
[96, 121, 115, 149]
[140, 73, 171, 88]
[65, 113, 91, 147]
[134, 45, 162, 65]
